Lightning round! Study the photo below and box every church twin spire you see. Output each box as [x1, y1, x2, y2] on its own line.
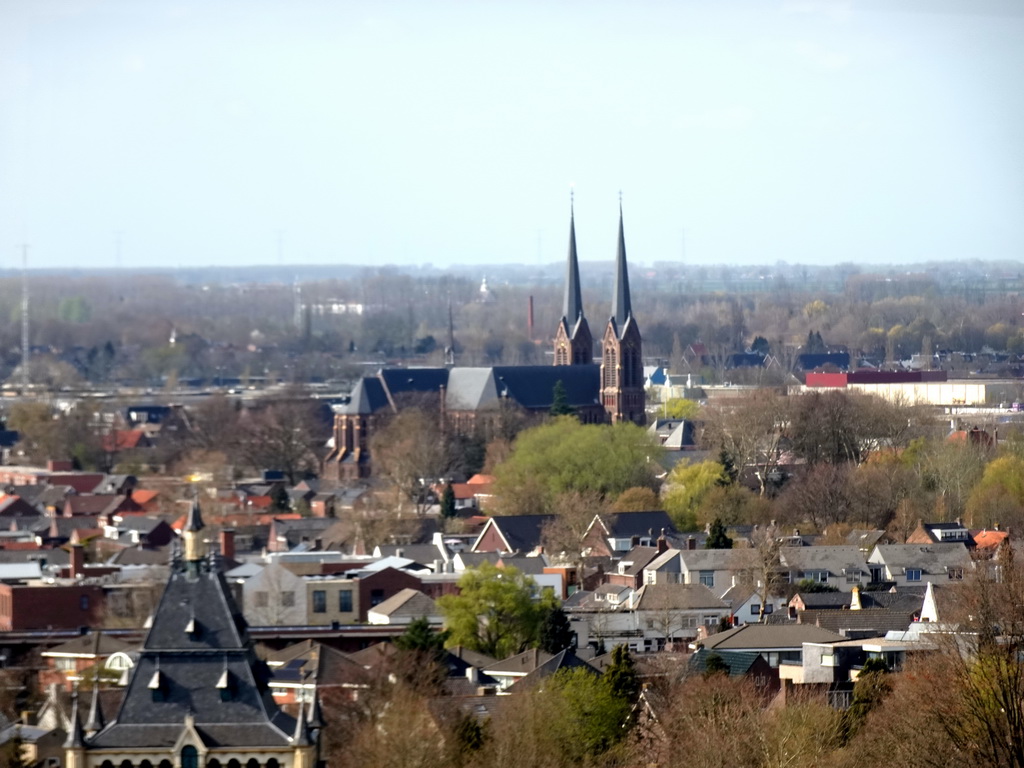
[553, 196, 644, 425]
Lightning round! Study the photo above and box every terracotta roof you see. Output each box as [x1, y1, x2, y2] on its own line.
[101, 430, 148, 452]
[972, 529, 1009, 550]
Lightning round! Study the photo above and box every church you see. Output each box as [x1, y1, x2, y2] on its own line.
[64, 501, 317, 768]
[323, 203, 645, 483]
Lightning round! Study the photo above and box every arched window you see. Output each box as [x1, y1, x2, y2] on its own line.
[100, 762, 115, 768]
[120, 761, 134, 768]
[227, 761, 241, 768]
[159, 761, 173, 768]
[140, 762, 154, 768]
[246, 760, 260, 768]
[181, 747, 199, 768]
[206, 760, 222, 768]
[266, 761, 280, 768]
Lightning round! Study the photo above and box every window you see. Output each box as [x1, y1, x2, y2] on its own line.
[181, 746, 199, 768]
[763, 604, 774, 615]
[312, 590, 326, 613]
[906, 568, 922, 582]
[699, 571, 714, 588]
[948, 567, 964, 580]
[371, 589, 385, 607]
[80, 595, 90, 611]
[750, 603, 761, 616]
[804, 570, 829, 584]
[339, 590, 353, 613]
[703, 615, 719, 626]
[55, 657, 76, 671]
[280, 591, 295, 607]
[254, 591, 269, 608]
[646, 570, 656, 585]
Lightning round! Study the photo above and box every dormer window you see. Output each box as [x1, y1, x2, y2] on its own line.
[216, 669, 234, 701]
[149, 670, 166, 701]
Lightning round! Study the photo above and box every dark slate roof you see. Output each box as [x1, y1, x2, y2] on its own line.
[91, 559, 295, 750]
[476, 514, 556, 554]
[689, 648, 763, 677]
[49, 517, 100, 539]
[800, 608, 916, 635]
[337, 376, 390, 416]
[510, 649, 599, 689]
[796, 352, 851, 371]
[561, 207, 585, 332]
[379, 367, 450, 399]
[491, 365, 599, 410]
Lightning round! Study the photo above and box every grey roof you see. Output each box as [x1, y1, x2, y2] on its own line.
[677, 548, 761, 572]
[701, 623, 845, 651]
[610, 205, 632, 333]
[368, 588, 438, 619]
[780, 545, 868, 574]
[617, 546, 660, 577]
[498, 554, 548, 575]
[792, 592, 856, 610]
[870, 543, 971, 573]
[632, 583, 728, 612]
[42, 632, 135, 657]
[90, 559, 295, 750]
[109, 546, 170, 566]
[379, 367, 449, 400]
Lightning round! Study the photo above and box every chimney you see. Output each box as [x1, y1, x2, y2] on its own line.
[466, 666, 478, 684]
[687, 536, 696, 551]
[657, 530, 668, 554]
[313, 537, 323, 551]
[850, 585, 862, 611]
[47, 459, 73, 472]
[220, 529, 236, 561]
[70, 544, 84, 579]
[630, 535, 640, 548]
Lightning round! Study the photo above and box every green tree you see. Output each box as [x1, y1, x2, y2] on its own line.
[613, 486, 663, 512]
[440, 482, 457, 519]
[703, 652, 730, 678]
[966, 455, 1024, 528]
[704, 517, 733, 549]
[662, 397, 700, 420]
[549, 379, 574, 416]
[395, 616, 450, 658]
[492, 417, 661, 514]
[538, 605, 573, 654]
[662, 460, 726, 530]
[437, 563, 557, 659]
[0, 727, 28, 768]
[604, 644, 640, 706]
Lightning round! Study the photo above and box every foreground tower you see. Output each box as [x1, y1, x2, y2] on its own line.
[553, 199, 594, 365]
[600, 203, 645, 424]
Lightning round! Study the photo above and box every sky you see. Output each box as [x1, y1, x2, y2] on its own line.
[1, 0, 1023, 271]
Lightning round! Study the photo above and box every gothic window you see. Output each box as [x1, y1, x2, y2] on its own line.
[603, 348, 618, 388]
[181, 747, 199, 768]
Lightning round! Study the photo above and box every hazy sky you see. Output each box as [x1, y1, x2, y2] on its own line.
[2, 0, 1023, 270]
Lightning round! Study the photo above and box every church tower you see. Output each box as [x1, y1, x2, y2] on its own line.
[600, 203, 645, 425]
[553, 199, 594, 365]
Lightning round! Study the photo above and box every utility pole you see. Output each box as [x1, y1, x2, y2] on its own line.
[20, 244, 29, 392]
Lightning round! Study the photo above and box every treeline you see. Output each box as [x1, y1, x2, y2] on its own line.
[4, 263, 1024, 388]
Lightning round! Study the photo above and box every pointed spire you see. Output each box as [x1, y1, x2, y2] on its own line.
[85, 676, 105, 735]
[444, 294, 456, 366]
[611, 198, 632, 333]
[563, 196, 585, 329]
[64, 690, 86, 748]
[183, 494, 206, 564]
[292, 696, 311, 746]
